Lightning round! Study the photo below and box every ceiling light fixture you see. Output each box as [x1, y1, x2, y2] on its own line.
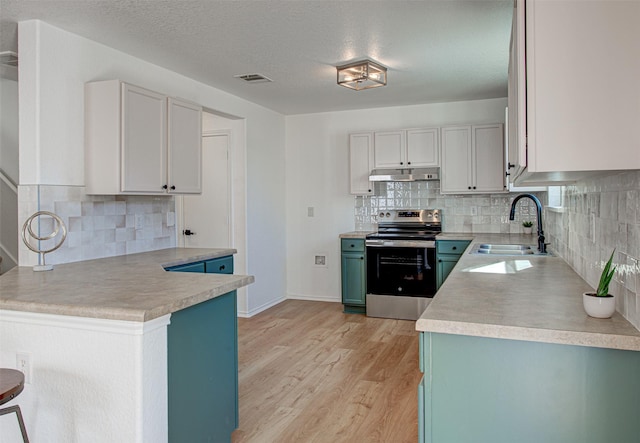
[336, 59, 387, 91]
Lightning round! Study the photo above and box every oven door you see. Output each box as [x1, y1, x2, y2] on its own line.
[366, 242, 436, 297]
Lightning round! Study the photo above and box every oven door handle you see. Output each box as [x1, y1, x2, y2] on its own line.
[366, 240, 435, 248]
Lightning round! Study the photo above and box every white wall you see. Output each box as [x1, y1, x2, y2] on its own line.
[17, 20, 286, 315]
[284, 98, 507, 302]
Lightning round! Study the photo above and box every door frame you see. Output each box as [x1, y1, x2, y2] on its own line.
[176, 130, 233, 248]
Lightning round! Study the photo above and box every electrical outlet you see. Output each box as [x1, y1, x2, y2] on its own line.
[135, 214, 144, 230]
[16, 352, 32, 384]
[166, 211, 175, 227]
[307, 207, 315, 217]
[315, 255, 326, 266]
[590, 213, 596, 243]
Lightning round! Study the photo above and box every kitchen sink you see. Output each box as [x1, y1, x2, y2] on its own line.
[469, 244, 551, 256]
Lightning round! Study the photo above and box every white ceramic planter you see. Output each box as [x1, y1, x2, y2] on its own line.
[583, 292, 616, 318]
[523, 227, 533, 235]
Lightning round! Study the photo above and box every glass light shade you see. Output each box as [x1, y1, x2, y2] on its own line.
[337, 60, 387, 90]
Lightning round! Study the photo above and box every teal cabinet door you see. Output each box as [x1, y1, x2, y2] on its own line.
[340, 239, 366, 314]
[168, 291, 238, 443]
[436, 255, 458, 288]
[205, 256, 233, 274]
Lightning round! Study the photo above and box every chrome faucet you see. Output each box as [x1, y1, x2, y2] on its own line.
[509, 193, 547, 254]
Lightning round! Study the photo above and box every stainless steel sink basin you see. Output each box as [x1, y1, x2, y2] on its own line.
[469, 244, 551, 256]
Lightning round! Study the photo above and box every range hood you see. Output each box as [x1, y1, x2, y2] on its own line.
[369, 168, 439, 182]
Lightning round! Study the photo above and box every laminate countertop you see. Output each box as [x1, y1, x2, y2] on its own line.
[0, 248, 254, 322]
[417, 233, 640, 351]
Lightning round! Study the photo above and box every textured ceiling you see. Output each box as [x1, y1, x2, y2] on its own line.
[0, 0, 513, 115]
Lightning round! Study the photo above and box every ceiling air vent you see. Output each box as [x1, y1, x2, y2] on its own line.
[0, 51, 18, 67]
[233, 73, 273, 83]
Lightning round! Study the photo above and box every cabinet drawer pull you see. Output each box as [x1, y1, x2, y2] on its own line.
[452, 246, 457, 250]
[220, 265, 225, 270]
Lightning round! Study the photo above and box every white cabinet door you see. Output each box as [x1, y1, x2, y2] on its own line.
[374, 131, 406, 168]
[168, 98, 202, 194]
[441, 126, 472, 193]
[121, 83, 167, 193]
[473, 124, 505, 193]
[406, 128, 439, 167]
[349, 132, 374, 195]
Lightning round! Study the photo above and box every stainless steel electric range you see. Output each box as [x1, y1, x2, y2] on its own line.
[365, 209, 442, 320]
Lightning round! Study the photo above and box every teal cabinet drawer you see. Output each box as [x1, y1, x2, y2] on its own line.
[341, 238, 365, 252]
[205, 256, 233, 274]
[166, 261, 206, 273]
[436, 240, 470, 255]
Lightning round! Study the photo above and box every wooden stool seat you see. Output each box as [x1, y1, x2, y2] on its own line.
[0, 368, 30, 442]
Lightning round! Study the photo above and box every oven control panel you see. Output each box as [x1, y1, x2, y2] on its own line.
[377, 209, 441, 223]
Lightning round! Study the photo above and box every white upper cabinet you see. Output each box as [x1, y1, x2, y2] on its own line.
[510, 0, 640, 185]
[441, 124, 505, 194]
[85, 80, 202, 195]
[373, 128, 439, 169]
[349, 132, 374, 195]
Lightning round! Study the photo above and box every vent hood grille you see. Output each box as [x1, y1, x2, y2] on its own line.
[369, 168, 439, 182]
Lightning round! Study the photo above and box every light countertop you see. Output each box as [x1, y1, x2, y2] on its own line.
[339, 231, 373, 239]
[417, 233, 640, 351]
[0, 248, 254, 322]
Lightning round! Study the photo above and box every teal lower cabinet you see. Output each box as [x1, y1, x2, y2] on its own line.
[168, 291, 238, 443]
[435, 240, 470, 289]
[166, 255, 238, 442]
[418, 332, 640, 443]
[340, 238, 366, 314]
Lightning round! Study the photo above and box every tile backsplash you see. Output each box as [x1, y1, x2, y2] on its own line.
[545, 171, 640, 329]
[18, 185, 176, 266]
[355, 181, 544, 233]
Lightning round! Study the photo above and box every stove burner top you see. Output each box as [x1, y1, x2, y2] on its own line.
[367, 209, 442, 241]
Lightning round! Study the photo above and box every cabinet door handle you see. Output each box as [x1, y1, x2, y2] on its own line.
[473, 186, 476, 189]
[407, 161, 411, 165]
[170, 185, 176, 190]
[452, 246, 457, 250]
[220, 265, 225, 270]
[438, 259, 443, 263]
[360, 256, 364, 260]
[468, 186, 471, 190]
[162, 184, 168, 190]
[400, 162, 403, 165]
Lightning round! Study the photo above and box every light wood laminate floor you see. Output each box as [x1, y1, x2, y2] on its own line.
[232, 300, 421, 443]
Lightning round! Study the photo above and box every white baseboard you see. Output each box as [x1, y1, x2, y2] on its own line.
[237, 295, 286, 318]
[286, 293, 341, 303]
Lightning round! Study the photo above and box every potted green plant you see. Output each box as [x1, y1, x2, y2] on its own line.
[583, 249, 617, 318]
[522, 221, 533, 235]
